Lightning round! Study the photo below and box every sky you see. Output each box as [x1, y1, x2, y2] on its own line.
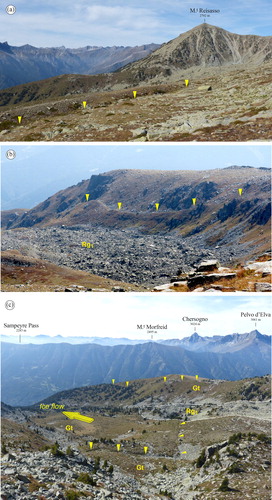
[1, 294, 271, 339]
[1, 144, 271, 209]
[1, 0, 271, 48]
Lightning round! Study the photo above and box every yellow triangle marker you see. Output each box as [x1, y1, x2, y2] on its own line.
[155, 203, 160, 211]
[116, 444, 121, 451]
[144, 446, 148, 454]
[180, 375, 184, 380]
[185, 80, 189, 87]
[195, 375, 198, 380]
[163, 376, 167, 382]
[89, 442, 93, 449]
[238, 188, 243, 196]
[18, 116, 22, 124]
[85, 194, 90, 201]
[133, 91, 137, 98]
[82, 101, 87, 108]
[126, 381, 129, 386]
[182, 451, 187, 454]
[192, 198, 196, 205]
[112, 379, 115, 384]
[179, 434, 184, 437]
[117, 202, 122, 210]
[180, 422, 186, 425]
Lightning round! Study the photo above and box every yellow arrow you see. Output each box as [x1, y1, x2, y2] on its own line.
[117, 202, 122, 210]
[112, 379, 115, 384]
[89, 442, 94, 449]
[238, 188, 243, 196]
[82, 101, 87, 108]
[192, 198, 196, 205]
[180, 375, 184, 380]
[144, 446, 148, 454]
[133, 91, 137, 98]
[18, 116, 22, 124]
[116, 444, 121, 451]
[126, 381, 129, 386]
[185, 79, 189, 87]
[180, 422, 186, 425]
[195, 375, 198, 380]
[163, 376, 167, 382]
[62, 411, 94, 424]
[181, 451, 187, 454]
[85, 194, 90, 201]
[155, 203, 160, 211]
[179, 434, 184, 437]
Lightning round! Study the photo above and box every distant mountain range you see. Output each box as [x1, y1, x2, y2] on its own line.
[0, 42, 159, 90]
[1, 331, 270, 406]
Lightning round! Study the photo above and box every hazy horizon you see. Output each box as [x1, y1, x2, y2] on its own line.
[2, 295, 271, 340]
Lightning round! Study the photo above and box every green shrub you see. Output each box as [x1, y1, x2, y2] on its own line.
[228, 462, 243, 473]
[76, 472, 96, 486]
[66, 446, 74, 456]
[65, 490, 81, 500]
[50, 442, 64, 457]
[218, 478, 230, 491]
[1, 442, 8, 454]
[257, 433, 271, 444]
[196, 449, 206, 468]
[228, 432, 242, 445]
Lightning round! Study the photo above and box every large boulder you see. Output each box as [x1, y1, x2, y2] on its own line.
[196, 260, 219, 272]
[245, 261, 272, 275]
[254, 283, 272, 292]
[198, 85, 212, 91]
[187, 273, 236, 289]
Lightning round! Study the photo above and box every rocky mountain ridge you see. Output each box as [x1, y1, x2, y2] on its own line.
[1, 333, 270, 406]
[2, 167, 270, 235]
[1, 330, 269, 349]
[0, 41, 159, 90]
[117, 23, 272, 85]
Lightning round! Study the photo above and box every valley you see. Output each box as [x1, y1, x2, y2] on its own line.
[1, 374, 271, 499]
[1, 166, 271, 292]
[1, 331, 270, 406]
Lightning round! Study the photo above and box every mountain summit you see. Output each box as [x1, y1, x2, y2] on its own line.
[118, 24, 272, 83]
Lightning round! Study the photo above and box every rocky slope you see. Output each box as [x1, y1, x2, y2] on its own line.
[117, 23, 272, 85]
[1, 375, 271, 499]
[1, 25, 271, 102]
[2, 167, 270, 235]
[1, 167, 271, 291]
[0, 24, 271, 142]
